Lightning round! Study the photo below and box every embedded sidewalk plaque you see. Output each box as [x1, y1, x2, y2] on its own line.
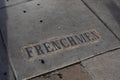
[22, 29, 100, 61]
[0, 0, 120, 80]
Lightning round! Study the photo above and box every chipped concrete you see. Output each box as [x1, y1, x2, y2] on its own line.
[30, 64, 90, 80]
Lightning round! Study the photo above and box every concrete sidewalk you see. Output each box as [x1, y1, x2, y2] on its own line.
[0, 0, 120, 80]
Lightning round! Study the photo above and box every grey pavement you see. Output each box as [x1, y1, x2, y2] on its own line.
[0, 0, 120, 80]
[82, 49, 120, 80]
[82, 0, 120, 39]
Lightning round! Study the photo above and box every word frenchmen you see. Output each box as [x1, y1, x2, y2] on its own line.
[22, 29, 100, 60]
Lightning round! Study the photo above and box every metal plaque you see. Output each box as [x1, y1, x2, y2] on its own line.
[0, 0, 120, 80]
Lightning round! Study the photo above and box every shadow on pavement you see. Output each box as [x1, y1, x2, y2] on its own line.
[0, 0, 10, 80]
[106, 0, 120, 27]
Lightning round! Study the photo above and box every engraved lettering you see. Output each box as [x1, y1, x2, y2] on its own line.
[60, 38, 70, 48]
[74, 35, 85, 43]
[22, 29, 100, 61]
[25, 47, 33, 58]
[34, 45, 44, 55]
[43, 42, 54, 53]
[90, 31, 100, 40]
[51, 40, 62, 50]
[83, 32, 91, 41]
[67, 36, 78, 46]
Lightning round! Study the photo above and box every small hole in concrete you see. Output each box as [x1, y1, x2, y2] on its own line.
[37, 4, 40, 6]
[27, 0, 32, 2]
[39, 59, 45, 64]
[3, 72, 7, 76]
[40, 20, 43, 23]
[57, 73, 63, 79]
[23, 10, 27, 13]
[6, 0, 9, 2]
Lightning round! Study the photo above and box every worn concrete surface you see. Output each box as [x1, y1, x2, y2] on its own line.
[0, 0, 120, 79]
[82, 0, 120, 39]
[82, 49, 120, 80]
[30, 64, 90, 80]
[0, 0, 120, 80]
